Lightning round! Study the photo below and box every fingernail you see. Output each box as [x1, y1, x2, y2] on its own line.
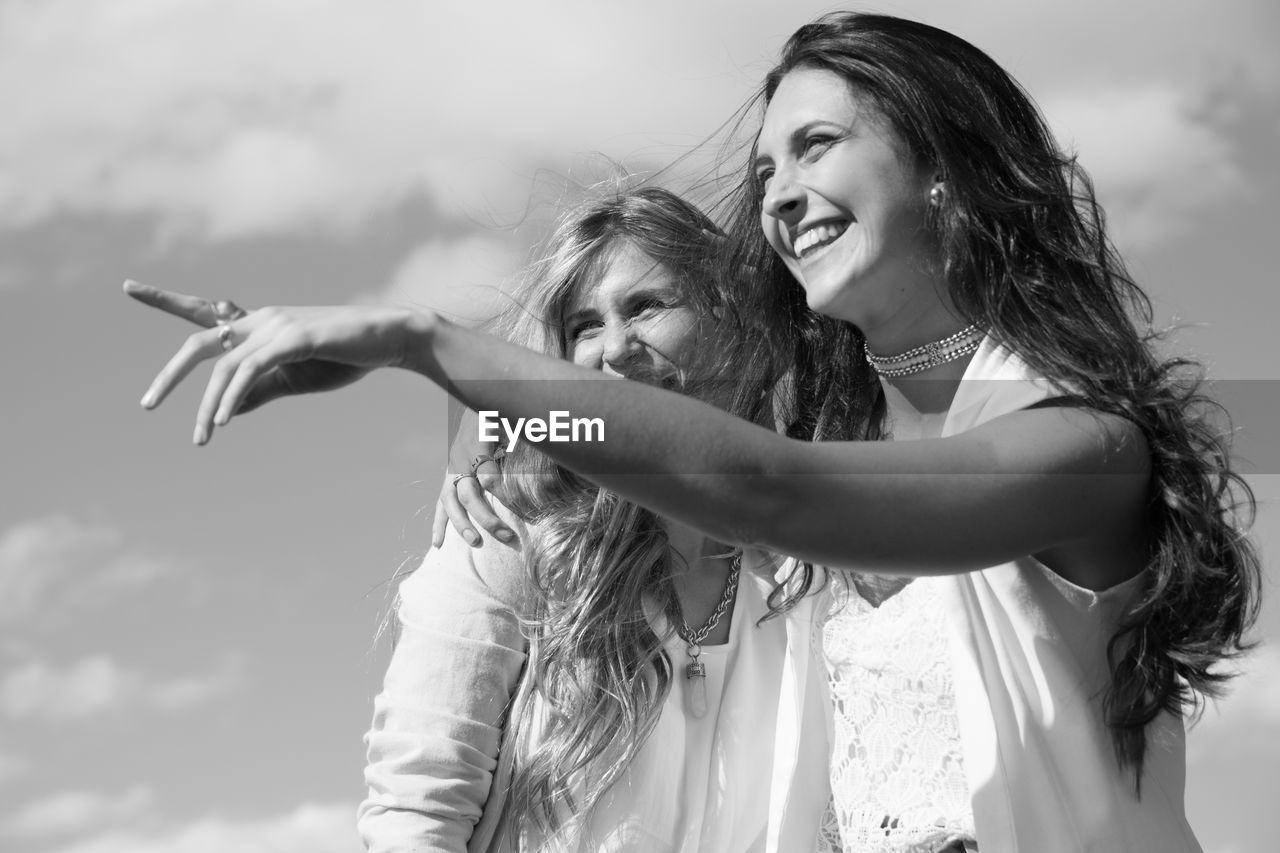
[495, 529, 515, 543]
[193, 424, 207, 445]
[463, 530, 480, 546]
[213, 409, 228, 426]
[140, 391, 154, 409]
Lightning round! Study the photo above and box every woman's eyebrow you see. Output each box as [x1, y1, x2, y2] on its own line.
[757, 119, 851, 169]
[562, 306, 596, 326]
[626, 283, 680, 303]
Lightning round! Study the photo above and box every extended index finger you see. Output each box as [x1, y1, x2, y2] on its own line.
[123, 279, 217, 328]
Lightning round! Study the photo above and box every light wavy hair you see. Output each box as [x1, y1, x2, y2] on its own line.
[489, 184, 785, 843]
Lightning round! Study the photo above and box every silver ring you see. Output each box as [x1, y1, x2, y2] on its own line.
[210, 299, 249, 325]
[452, 471, 478, 487]
[470, 453, 503, 474]
[216, 324, 235, 351]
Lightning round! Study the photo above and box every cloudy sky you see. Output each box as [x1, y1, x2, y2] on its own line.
[2, 1, 1277, 851]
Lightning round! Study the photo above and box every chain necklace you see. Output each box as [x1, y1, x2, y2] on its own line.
[864, 325, 983, 378]
[674, 554, 741, 723]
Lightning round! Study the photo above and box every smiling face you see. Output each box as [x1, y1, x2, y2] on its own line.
[755, 66, 946, 340]
[562, 240, 703, 389]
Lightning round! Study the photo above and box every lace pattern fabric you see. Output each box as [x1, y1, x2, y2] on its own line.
[822, 574, 975, 852]
[817, 797, 844, 853]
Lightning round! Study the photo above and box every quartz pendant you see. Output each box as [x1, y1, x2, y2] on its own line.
[685, 643, 708, 719]
[685, 662, 708, 718]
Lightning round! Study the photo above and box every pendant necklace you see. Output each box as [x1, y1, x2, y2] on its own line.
[675, 553, 741, 718]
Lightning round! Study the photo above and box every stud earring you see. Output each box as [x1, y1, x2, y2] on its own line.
[929, 184, 945, 207]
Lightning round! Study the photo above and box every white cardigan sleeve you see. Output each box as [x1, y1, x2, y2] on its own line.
[358, 522, 530, 853]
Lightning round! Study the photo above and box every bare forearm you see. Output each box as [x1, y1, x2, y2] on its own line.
[401, 313, 1149, 578]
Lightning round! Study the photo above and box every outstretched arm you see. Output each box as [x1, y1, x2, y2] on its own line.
[137, 298, 1149, 587]
[407, 315, 1149, 585]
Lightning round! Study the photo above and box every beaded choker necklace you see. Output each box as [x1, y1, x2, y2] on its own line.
[864, 325, 983, 378]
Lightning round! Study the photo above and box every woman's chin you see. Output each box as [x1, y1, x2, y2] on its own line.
[802, 282, 857, 324]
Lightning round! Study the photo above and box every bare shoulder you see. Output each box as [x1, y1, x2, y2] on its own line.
[972, 405, 1151, 590]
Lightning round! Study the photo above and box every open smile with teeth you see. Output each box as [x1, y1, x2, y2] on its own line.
[792, 221, 850, 259]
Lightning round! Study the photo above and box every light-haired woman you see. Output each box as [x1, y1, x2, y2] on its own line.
[127, 186, 833, 852]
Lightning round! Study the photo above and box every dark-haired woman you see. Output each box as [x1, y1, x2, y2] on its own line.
[134, 14, 1258, 852]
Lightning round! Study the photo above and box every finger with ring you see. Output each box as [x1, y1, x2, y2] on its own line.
[470, 453, 502, 474]
[210, 299, 249, 325]
[216, 324, 236, 351]
[455, 473, 517, 546]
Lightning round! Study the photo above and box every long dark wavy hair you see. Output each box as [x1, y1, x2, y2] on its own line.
[492, 184, 786, 842]
[722, 12, 1261, 782]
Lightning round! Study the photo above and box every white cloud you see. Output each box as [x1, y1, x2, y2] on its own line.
[0, 654, 243, 721]
[372, 233, 528, 324]
[1045, 84, 1249, 247]
[2, 786, 154, 839]
[0, 0, 1271, 248]
[0, 516, 121, 623]
[40, 802, 357, 853]
[0, 515, 179, 626]
[0, 657, 135, 720]
[0, 0, 745, 243]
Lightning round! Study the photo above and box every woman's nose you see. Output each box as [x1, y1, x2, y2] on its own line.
[601, 322, 641, 372]
[762, 173, 805, 224]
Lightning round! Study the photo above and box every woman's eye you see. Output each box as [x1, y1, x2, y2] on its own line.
[633, 298, 670, 316]
[803, 136, 834, 158]
[569, 321, 601, 341]
[754, 167, 775, 187]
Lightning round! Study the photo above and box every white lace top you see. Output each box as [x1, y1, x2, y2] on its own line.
[792, 337, 1200, 853]
[823, 574, 974, 852]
